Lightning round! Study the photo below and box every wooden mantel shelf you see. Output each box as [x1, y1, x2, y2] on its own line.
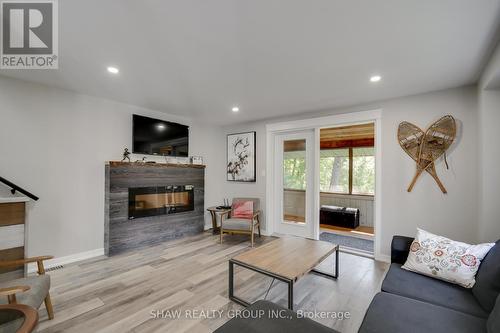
[107, 161, 206, 169]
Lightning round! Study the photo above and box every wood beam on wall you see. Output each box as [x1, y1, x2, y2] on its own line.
[283, 123, 375, 152]
[320, 123, 374, 139]
[320, 138, 374, 149]
[284, 138, 374, 152]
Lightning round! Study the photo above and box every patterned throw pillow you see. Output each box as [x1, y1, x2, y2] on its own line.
[232, 201, 254, 219]
[402, 229, 495, 288]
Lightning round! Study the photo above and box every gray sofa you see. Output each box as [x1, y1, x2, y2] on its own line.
[214, 300, 339, 333]
[359, 236, 500, 333]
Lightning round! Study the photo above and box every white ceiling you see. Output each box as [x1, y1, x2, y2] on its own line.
[1, 0, 499, 125]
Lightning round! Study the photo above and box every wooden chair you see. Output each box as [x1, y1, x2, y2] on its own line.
[0, 304, 39, 333]
[0, 256, 55, 321]
[220, 198, 261, 247]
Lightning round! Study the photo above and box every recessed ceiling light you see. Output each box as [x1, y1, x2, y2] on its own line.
[156, 123, 166, 130]
[107, 66, 119, 74]
[370, 75, 382, 83]
[232, 106, 240, 112]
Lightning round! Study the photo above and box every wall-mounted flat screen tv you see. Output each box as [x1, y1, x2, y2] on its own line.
[133, 115, 189, 156]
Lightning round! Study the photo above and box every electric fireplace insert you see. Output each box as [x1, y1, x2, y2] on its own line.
[128, 185, 194, 219]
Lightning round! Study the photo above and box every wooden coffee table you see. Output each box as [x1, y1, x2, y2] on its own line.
[229, 237, 339, 310]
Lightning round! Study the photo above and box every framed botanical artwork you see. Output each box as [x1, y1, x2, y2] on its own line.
[227, 131, 256, 182]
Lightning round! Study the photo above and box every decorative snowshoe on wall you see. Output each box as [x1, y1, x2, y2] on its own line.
[398, 115, 456, 193]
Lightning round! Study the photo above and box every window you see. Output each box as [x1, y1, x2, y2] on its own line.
[352, 147, 375, 195]
[284, 146, 375, 195]
[319, 149, 349, 193]
[320, 147, 375, 195]
[283, 150, 306, 190]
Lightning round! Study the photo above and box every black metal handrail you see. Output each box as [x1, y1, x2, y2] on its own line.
[0, 176, 39, 201]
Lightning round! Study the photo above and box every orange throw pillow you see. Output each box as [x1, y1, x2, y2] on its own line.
[232, 201, 253, 219]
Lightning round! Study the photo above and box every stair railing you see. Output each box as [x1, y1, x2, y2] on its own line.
[0, 176, 39, 201]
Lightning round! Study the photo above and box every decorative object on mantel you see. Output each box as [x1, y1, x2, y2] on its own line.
[121, 148, 131, 162]
[398, 115, 456, 193]
[227, 131, 256, 182]
[134, 157, 148, 163]
[191, 156, 203, 165]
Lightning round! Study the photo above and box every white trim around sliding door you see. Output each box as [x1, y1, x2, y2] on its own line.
[265, 109, 383, 261]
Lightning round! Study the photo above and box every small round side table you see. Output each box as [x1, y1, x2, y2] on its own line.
[207, 206, 231, 234]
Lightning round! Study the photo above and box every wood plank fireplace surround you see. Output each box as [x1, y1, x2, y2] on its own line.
[104, 161, 205, 256]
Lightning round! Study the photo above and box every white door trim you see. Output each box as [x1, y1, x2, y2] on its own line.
[265, 109, 384, 261]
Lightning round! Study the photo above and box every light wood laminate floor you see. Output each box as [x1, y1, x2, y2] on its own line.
[35, 232, 388, 333]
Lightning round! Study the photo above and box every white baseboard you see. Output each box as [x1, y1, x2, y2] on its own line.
[27, 248, 105, 273]
[260, 229, 272, 237]
[375, 254, 391, 263]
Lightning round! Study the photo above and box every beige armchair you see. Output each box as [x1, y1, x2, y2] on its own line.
[0, 304, 38, 333]
[0, 256, 54, 324]
[220, 198, 261, 247]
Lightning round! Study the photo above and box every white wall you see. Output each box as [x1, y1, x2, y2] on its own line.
[477, 90, 500, 242]
[478, 41, 500, 243]
[377, 87, 478, 255]
[0, 76, 221, 259]
[217, 86, 480, 257]
[213, 122, 268, 229]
